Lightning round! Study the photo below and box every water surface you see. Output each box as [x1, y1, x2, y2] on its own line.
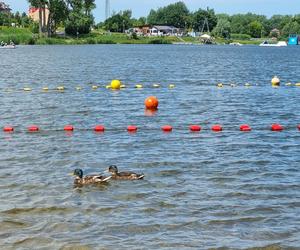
[0, 45, 300, 249]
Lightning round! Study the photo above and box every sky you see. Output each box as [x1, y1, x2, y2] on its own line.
[4, 0, 300, 22]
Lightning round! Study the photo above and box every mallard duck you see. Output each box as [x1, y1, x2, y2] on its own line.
[108, 165, 144, 180]
[72, 169, 111, 185]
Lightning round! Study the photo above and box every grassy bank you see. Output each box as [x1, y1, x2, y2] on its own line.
[0, 26, 263, 45]
[0, 27, 177, 45]
[0, 26, 36, 44]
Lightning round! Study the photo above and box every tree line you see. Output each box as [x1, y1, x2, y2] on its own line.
[101, 1, 300, 39]
[1, 1, 300, 39]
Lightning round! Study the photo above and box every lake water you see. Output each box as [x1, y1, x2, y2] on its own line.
[0, 44, 300, 249]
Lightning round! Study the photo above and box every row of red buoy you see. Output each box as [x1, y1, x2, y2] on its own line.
[2, 124, 300, 133]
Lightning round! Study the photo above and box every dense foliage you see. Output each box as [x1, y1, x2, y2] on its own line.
[27, 0, 95, 36]
[103, 10, 133, 33]
[98, 1, 300, 39]
[2, 0, 300, 40]
[0, 12, 32, 27]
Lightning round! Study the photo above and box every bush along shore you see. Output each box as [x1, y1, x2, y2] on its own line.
[0, 27, 264, 45]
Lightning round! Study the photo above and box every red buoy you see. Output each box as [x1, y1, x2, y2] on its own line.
[145, 96, 159, 110]
[3, 126, 14, 132]
[271, 124, 283, 131]
[190, 125, 201, 132]
[211, 125, 222, 132]
[94, 125, 105, 132]
[162, 125, 173, 132]
[297, 125, 300, 131]
[240, 124, 251, 132]
[28, 125, 39, 132]
[64, 125, 74, 131]
[127, 125, 137, 132]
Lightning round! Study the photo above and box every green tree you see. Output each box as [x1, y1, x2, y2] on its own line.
[0, 12, 10, 26]
[65, 0, 95, 35]
[212, 18, 231, 38]
[132, 17, 146, 27]
[147, 1, 189, 28]
[192, 8, 217, 32]
[248, 20, 263, 38]
[46, 0, 68, 36]
[230, 13, 267, 36]
[268, 15, 291, 30]
[147, 9, 157, 25]
[282, 21, 300, 36]
[104, 10, 133, 32]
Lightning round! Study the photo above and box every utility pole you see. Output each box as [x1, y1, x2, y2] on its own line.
[105, 0, 110, 20]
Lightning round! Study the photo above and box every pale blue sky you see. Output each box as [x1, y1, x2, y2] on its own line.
[5, 0, 300, 22]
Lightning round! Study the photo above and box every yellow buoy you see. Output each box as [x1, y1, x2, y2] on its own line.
[153, 84, 160, 88]
[111, 79, 121, 89]
[57, 86, 65, 91]
[135, 84, 143, 89]
[169, 84, 175, 88]
[24, 87, 32, 91]
[295, 83, 300, 87]
[271, 76, 280, 86]
[92, 85, 98, 90]
[42, 87, 49, 91]
[217, 83, 223, 88]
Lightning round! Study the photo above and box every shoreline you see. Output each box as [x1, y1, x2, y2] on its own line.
[0, 27, 264, 46]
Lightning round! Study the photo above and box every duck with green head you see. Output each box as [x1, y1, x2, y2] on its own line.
[108, 165, 144, 180]
[72, 169, 111, 185]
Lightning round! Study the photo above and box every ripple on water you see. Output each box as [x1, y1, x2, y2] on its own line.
[1, 45, 300, 249]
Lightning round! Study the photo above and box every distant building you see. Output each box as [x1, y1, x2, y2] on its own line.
[28, 7, 49, 27]
[129, 25, 182, 37]
[150, 25, 181, 36]
[0, 1, 11, 14]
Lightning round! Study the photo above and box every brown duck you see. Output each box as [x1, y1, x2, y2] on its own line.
[108, 165, 144, 180]
[72, 169, 111, 185]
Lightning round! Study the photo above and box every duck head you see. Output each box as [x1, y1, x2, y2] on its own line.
[108, 165, 118, 175]
[73, 169, 83, 178]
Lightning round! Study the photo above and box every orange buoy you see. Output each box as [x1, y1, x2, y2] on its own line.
[145, 96, 159, 110]
[271, 124, 283, 131]
[64, 125, 74, 131]
[298, 125, 300, 131]
[127, 125, 137, 132]
[94, 125, 105, 132]
[211, 125, 222, 132]
[28, 125, 39, 132]
[240, 124, 251, 132]
[3, 126, 14, 132]
[162, 125, 172, 132]
[190, 125, 201, 132]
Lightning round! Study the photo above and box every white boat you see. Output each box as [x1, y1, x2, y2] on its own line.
[0, 45, 16, 49]
[229, 42, 243, 46]
[259, 41, 287, 47]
